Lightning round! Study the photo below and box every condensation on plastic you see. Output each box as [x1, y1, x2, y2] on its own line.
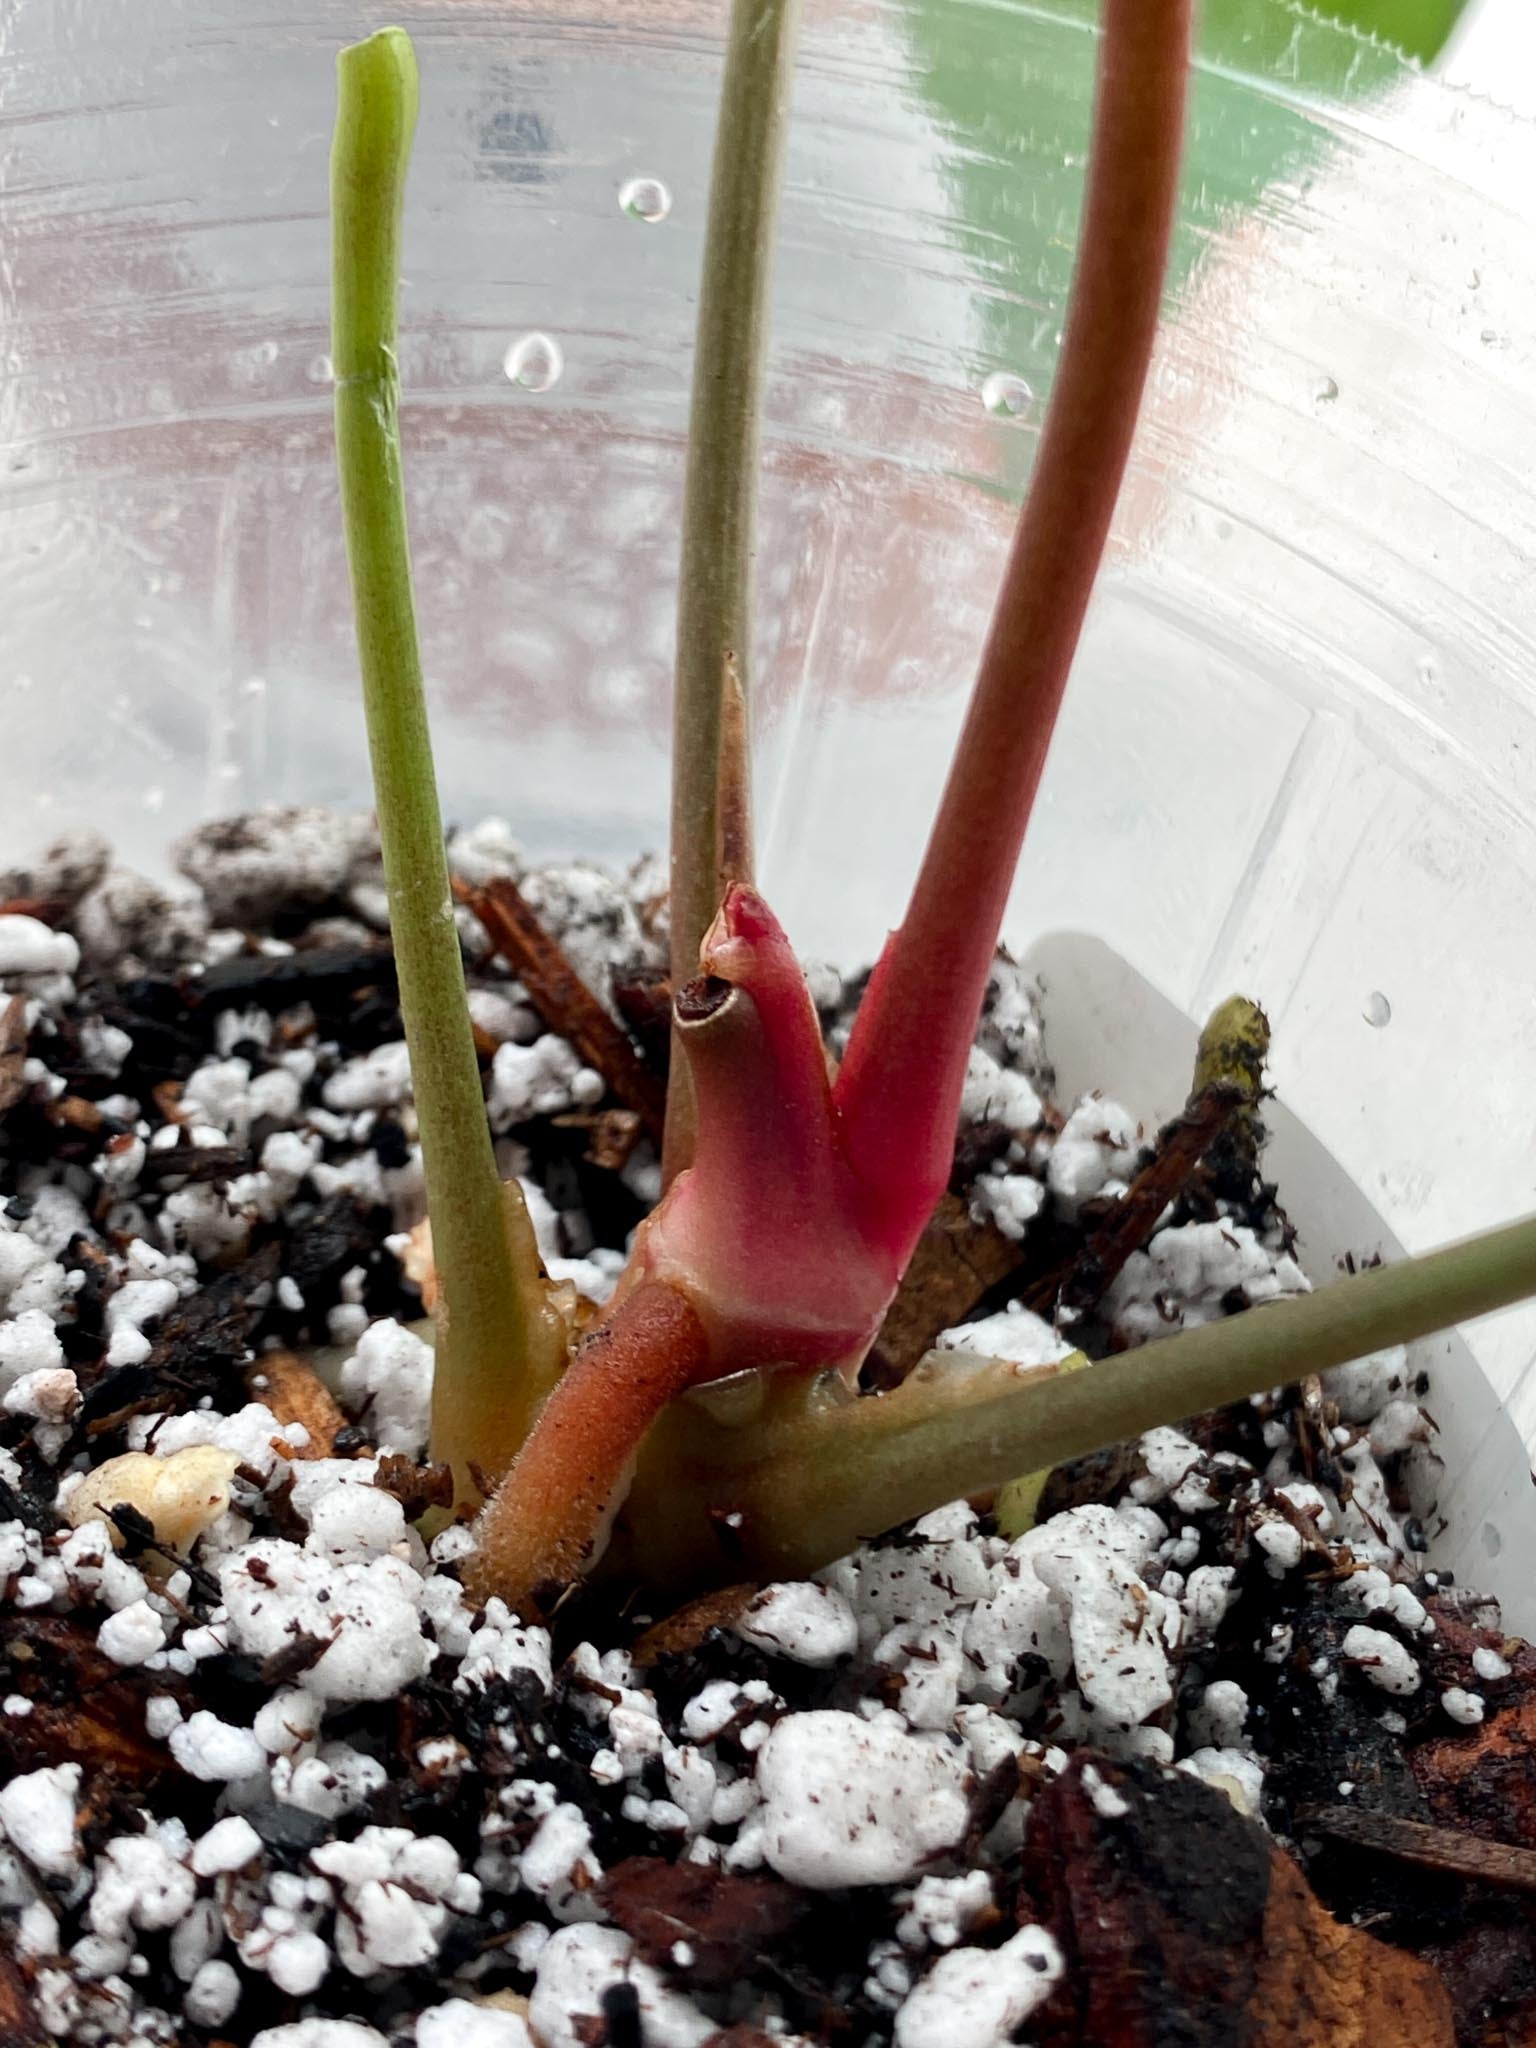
[1, 3, 1534, 1602]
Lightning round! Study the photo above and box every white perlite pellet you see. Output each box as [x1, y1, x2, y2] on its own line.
[251, 2024, 389, 2048]
[309, 1827, 480, 1979]
[1340, 1626, 1420, 1697]
[936, 1301, 1069, 1368]
[1047, 1095, 1139, 1216]
[1441, 1687, 1486, 1726]
[1081, 1763, 1130, 1819]
[338, 1319, 435, 1458]
[95, 1599, 169, 1667]
[894, 1870, 995, 1952]
[87, 1830, 196, 1938]
[487, 1036, 603, 1128]
[221, 1539, 434, 1704]
[735, 1582, 859, 1668]
[0, 1763, 81, 1876]
[416, 1999, 534, 2048]
[893, 1924, 1063, 2048]
[530, 1925, 713, 2048]
[1178, 1747, 1265, 1819]
[0, 914, 79, 977]
[323, 1041, 414, 1113]
[756, 1712, 968, 1887]
[169, 1711, 266, 1783]
[190, 1816, 262, 1877]
[184, 1959, 242, 2027]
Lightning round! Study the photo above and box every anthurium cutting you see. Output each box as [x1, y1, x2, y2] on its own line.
[330, 6, 1536, 1621]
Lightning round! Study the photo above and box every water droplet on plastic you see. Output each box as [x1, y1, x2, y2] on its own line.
[1415, 653, 1439, 691]
[980, 371, 1034, 418]
[1315, 376, 1339, 404]
[1362, 990, 1391, 1028]
[503, 332, 563, 392]
[231, 342, 272, 387]
[618, 176, 672, 223]
[1482, 1520, 1504, 1558]
[307, 352, 334, 385]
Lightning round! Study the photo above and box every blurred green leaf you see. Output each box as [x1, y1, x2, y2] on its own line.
[1311, 0, 1468, 56]
[898, 0, 1464, 494]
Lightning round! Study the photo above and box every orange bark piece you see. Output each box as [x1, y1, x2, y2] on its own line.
[0, 1944, 42, 2047]
[1020, 1752, 1451, 2048]
[866, 1191, 1022, 1383]
[1250, 1848, 1454, 2047]
[249, 1351, 346, 1459]
[0, 995, 27, 1117]
[631, 1584, 759, 1669]
[1413, 1691, 1536, 1850]
[372, 1452, 456, 1524]
[1, 1616, 189, 1788]
[600, 1857, 805, 1987]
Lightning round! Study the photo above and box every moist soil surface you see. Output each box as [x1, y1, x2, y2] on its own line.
[0, 808, 1531, 2048]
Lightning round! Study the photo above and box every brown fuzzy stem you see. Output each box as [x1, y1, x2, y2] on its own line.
[465, 1282, 710, 1617]
[1024, 1081, 1246, 1319]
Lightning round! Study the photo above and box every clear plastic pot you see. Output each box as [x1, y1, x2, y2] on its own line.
[3, 3, 1533, 1612]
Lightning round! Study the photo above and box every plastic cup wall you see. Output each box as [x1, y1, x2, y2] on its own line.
[2, 1, 1534, 1588]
